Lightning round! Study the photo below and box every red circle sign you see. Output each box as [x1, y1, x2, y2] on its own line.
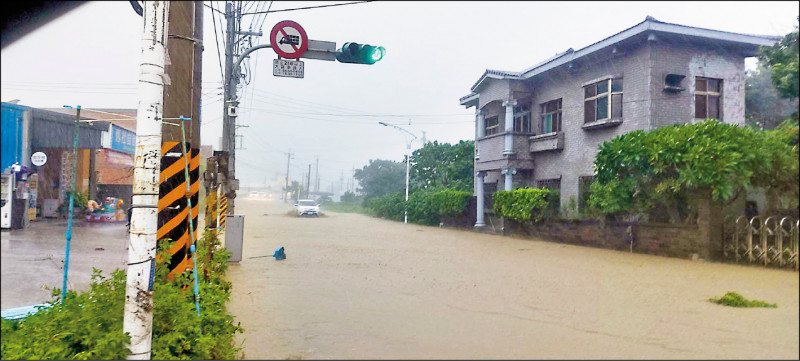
[270, 20, 308, 59]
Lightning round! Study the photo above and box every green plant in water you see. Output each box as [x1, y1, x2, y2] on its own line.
[709, 291, 777, 308]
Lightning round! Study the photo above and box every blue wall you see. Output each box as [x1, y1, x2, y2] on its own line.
[1, 102, 28, 172]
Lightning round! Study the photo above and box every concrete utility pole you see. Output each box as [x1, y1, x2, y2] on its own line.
[315, 156, 319, 192]
[283, 150, 293, 202]
[306, 164, 312, 199]
[124, 1, 169, 359]
[222, 1, 239, 214]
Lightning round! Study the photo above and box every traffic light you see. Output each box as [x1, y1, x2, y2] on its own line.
[335, 42, 386, 64]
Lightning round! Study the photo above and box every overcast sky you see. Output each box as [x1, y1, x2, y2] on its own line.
[1, 1, 798, 193]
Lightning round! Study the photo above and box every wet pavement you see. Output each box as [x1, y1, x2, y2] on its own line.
[1, 218, 129, 310]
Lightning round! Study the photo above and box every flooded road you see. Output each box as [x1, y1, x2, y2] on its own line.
[227, 198, 799, 359]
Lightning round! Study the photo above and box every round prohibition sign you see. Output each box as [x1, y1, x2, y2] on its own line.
[270, 20, 308, 59]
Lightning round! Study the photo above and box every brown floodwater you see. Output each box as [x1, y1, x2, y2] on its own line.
[226, 198, 799, 359]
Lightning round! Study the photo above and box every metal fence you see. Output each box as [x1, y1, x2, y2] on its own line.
[724, 216, 799, 270]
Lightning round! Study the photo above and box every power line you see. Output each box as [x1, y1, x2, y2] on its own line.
[242, 1, 373, 15]
[209, 1, 226, 82]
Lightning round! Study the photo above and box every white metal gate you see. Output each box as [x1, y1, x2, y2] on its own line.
[724, 216, 799, 270]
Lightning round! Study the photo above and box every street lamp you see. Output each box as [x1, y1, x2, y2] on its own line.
[378, 121, 418, 224]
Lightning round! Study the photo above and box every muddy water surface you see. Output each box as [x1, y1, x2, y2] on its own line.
[226, 198, 799, 359]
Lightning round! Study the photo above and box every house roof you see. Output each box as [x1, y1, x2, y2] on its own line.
[43, 108, 137, 132]
[460, 16, 782, 106]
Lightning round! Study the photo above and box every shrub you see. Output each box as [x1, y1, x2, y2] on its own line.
[0, 230, 243, 360]
[407, 188, 471, 225]
[492, 188, 551, 222]
[366, 191, 405, 221]
[365, 188, 472, 226]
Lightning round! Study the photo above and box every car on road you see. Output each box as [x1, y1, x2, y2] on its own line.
[294, 199, 320, 217]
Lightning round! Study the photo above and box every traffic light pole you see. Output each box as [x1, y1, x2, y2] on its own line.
[220, 17, 385, 208]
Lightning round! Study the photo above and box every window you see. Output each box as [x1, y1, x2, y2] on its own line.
[584, 79, 622, 123]
[695, 77, 721, 120]
[514, 105, 531, 133]
[540, 99, 562, 134]
[485, 116, 499, 136]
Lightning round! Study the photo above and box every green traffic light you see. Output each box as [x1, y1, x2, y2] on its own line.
[366, 46, 385, 64]
[336, 42, 385, 65]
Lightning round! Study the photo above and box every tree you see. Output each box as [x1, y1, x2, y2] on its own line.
[284, 180, 300, 200]
[745, 65, 799, 129]
[409, 140, 474, 191]
[353, 159, 405, 202]
[340, 191, 361, 203]
[589, 120, 798, 221]
[758, 17, 799, 102]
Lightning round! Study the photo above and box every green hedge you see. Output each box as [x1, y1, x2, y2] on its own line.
[366, 190, 405, 221]
[1, 230, 243, 360]
[492, 188, 552, 222]
[366, 188, 472, 226]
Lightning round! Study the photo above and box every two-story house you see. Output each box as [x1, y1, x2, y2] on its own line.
[459, 16, 780, 228]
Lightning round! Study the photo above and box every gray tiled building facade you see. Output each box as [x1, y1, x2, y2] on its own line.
[460, 17, 780, 228]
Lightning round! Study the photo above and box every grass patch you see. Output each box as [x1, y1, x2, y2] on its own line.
[709, 291, 777, 308]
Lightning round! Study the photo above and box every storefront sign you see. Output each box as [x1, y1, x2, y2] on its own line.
[110, 125, 135, 154]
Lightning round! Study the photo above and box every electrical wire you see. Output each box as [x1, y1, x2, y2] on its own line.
[242, 1, 373, 15]
[209, 1, 226, 82]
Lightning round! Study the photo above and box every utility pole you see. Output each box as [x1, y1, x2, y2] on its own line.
[315, 156, 319, 193]
[124, 2, 169, 359]
[283, 150, 293, 202]
[222, 1, 239, 215]
[306, 164, 312, 199]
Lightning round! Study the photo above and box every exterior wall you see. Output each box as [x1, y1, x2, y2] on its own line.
[650, 39, 746, 127]
[527, 42, 654, 209]
[503, 219, 705, 259]
[478, 79, 512, 110]
[1, 103, 29, 171]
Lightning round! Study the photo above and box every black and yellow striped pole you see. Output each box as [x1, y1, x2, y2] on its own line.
[156, 139, 199, 279]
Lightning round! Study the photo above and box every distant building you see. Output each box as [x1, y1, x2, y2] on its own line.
[459, 17, 780, 228]
[46, 108, 138, 204]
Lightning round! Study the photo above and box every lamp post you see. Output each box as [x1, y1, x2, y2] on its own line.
[378, 122, 418, 224]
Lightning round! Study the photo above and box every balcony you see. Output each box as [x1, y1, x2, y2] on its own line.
[529, 132, 564, 153]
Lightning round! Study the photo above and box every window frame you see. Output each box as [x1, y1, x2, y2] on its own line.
[584, 78, 623, 123]
[513, 105, 532, 133]
[484, 115, 500, 136]
[694, 77, 722, 120]
[540, 98, 563, 134]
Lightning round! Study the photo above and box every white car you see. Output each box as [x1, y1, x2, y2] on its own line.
[294, 199, 320, 216]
